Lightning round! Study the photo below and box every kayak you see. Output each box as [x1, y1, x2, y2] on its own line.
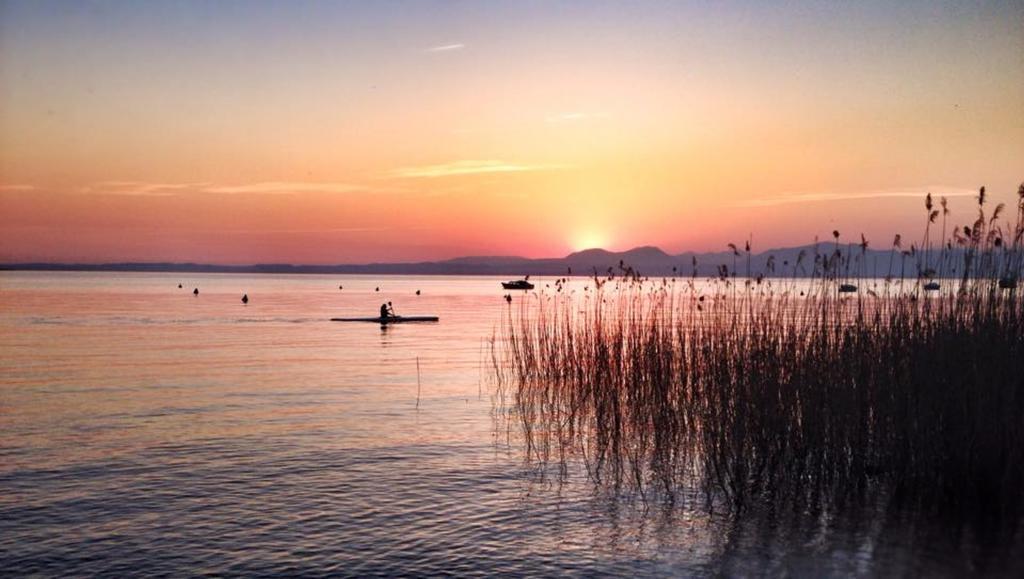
[331, 316, 439, 323]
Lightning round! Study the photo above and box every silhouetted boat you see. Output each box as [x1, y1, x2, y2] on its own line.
[331, 316, 439, 324]
[999, 277, 1018, 290]
[923, 281, 940, 291]
[502, 279, 534, 290]
[838, 283, 857, 293]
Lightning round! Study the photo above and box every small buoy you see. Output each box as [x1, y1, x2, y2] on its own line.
[193, 288, 199, 296]
[178, 283, 183, 288]
[375, 287, 380, 292]
[504, 294, 512, 303]
[241, 294, 248, 304]
[338, 285, 343, 290]
[415, 290, 421, 295]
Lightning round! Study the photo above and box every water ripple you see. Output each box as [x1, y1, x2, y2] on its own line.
[2, 272, 1018, 576]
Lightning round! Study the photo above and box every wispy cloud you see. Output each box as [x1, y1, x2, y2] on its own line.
[0, 184, 36, 192]
[222, 227, 388, 234]
[545, 112, 609, 123]
[82, 181, 372, 196]
[81, 181, 208, 196]
[426, 43, 465, 52]
[204, 182, 366, 195]
[733, 187, 978, 208]
[391, 159, 570, 179]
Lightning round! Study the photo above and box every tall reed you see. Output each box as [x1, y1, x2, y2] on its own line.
[493, 186, 1024, 530]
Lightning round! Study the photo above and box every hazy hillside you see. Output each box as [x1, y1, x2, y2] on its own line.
[2, 242, 987, 279]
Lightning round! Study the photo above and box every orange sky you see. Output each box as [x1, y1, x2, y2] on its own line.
[1, 1, 1022, 264]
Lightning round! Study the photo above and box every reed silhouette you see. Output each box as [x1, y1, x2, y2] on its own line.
[493, 185, 1024, 534]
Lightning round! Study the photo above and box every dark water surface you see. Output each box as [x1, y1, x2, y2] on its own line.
[1, 272, 1018, 576]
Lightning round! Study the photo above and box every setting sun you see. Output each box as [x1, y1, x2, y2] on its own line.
[571, 230, 610, 253]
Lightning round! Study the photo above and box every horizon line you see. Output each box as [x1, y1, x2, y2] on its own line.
[0, 239, 961, 271]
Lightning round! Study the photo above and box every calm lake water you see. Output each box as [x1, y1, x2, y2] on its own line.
[1, 271, 1019, 576]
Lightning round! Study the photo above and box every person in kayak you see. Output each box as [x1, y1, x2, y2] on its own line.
[380, 302, 395, 319]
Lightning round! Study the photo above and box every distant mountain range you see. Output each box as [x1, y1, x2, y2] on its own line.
[0, 243, 979, 278]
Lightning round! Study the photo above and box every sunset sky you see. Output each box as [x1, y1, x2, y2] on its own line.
[1, 0, 1022, 264]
